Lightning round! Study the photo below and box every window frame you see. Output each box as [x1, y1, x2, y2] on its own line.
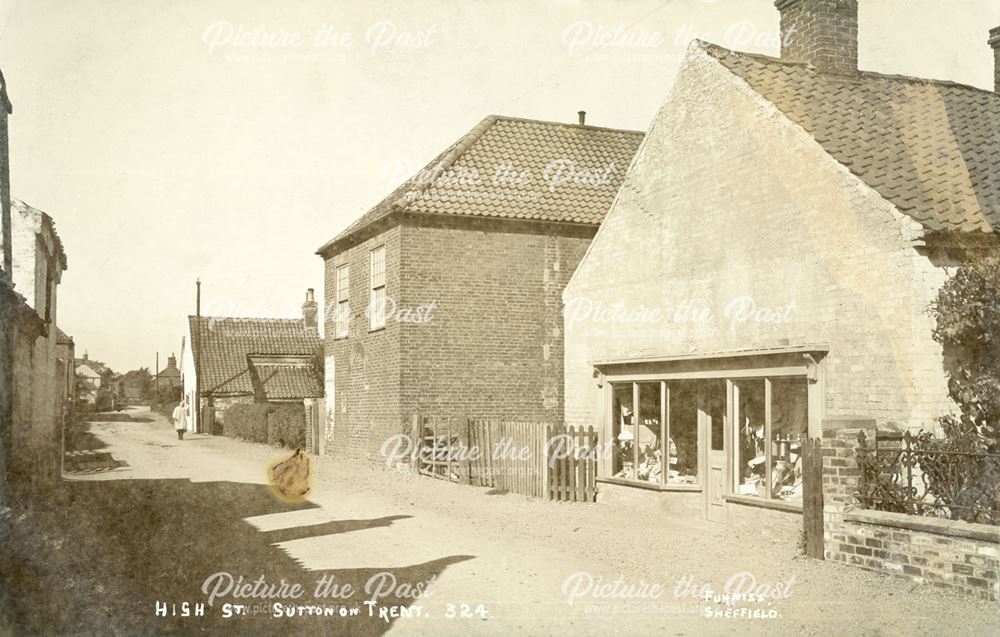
[599, 355, 822, 511]
[368, 245, 386, 331]
[335, 264, 350, 339]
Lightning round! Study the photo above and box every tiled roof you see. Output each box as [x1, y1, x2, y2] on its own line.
[188, 316, 322, 396]
[55, 327, 73, 344]
[248, 356, 323, 400]
[318, 115, 644, 254]
[701, 42, 1000, 233]
[75, 358, 108, 375]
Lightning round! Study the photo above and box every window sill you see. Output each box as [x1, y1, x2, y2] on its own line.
[725, 494, 803, 513]
[597, 477, 701, 492]
[368, 326, 386, 334]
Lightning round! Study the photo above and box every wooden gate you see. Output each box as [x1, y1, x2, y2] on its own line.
[411, 415, 464, 482]
[546, 425, 597, 502]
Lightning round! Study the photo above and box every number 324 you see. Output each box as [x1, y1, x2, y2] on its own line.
[445, 603, 488, 619]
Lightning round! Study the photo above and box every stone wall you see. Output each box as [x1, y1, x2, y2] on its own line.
[564, 43, 953, 432]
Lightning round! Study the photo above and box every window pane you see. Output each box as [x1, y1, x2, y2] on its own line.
[770, 378, 808, 502]
[636, 383, 662, 484]
[336, 265, 349, 302]
[370, 247, 385, 288]
[610, 384, 635, 479]
[735, 380, 767, 497]
[665, 381, 702, 485]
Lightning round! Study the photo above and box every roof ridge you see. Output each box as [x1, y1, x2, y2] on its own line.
[188, 315, 307, 324]
[696, 39, 1000, 97]
[489, 113, 645, 135]
[389, 114, 500, 214]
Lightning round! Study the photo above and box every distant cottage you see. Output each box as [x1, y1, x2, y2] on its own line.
[156, 354, 181, 390]
[181, 290, 323, 433]
[317, 114, 643, 460]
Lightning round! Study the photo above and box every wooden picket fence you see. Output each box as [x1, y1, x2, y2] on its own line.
[468, 419, 547, 498]
[546, 424, 598, 502]
[409, 414, 597, 503]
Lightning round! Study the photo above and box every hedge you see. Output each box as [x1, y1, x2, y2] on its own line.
[267, 405, 307, 449]
[222, 402, 306, 450]
[223, 404, 271, 443]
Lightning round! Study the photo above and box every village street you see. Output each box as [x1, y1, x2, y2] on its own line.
[2, 409, 996, 637]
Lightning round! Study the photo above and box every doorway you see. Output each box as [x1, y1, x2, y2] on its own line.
[700, 381, 727, 523]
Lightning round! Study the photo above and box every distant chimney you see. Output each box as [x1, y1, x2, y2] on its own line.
[167, 354, 177, 370]
[83, 351, 88, 362]
[990, 27, 1000, 92]
[578, 111, 586, 126]
[302, 288, 318, 329]
[775, 0, 858, 76]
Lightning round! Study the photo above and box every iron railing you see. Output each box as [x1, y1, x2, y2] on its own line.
[856, 429, 1000, 525]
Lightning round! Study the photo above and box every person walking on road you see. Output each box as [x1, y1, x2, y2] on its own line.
[172, 399, 188, 440]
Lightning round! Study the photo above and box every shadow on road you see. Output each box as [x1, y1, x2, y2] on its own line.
[1, 477, 473, 636]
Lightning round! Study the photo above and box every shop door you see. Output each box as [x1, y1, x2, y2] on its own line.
[702, 405, 727, 523]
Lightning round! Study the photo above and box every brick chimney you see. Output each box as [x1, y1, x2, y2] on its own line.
[775, 0, 858, 76]
[302, 288, 318, 329]
[167, 354, 177, 370]
[990, 27, 1000, 92]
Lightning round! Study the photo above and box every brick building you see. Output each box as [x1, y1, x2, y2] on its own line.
[317, 114, 643, 460]
[181, 291, 323, 433]
[564, 0, 1000, 523]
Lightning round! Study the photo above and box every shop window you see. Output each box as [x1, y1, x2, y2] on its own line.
[770, 378, 807, 502]
[735, 380, 767, 497]
[611, 384, 634, 479]
[635, 383, 661, 483]
[734, 378, 808, 501]
[666, 381, 703, 485]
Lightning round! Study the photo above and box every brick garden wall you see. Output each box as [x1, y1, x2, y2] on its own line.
[822, 422, 1000, 601]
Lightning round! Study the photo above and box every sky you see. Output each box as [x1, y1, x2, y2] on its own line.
[1, 0, 997, 372]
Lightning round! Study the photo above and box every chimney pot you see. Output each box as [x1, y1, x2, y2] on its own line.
[775, 0, 858, 76]
[989, 26, 1000, 92]
[578, 111, 586, 126]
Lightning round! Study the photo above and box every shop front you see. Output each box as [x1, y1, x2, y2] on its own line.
[592, 346, 826, 521]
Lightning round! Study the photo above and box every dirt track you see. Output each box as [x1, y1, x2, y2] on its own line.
[2, 408, 997, 636]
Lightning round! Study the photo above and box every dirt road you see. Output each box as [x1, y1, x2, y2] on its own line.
[3, 409, 997, 636]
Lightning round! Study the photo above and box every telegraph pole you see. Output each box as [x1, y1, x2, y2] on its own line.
[155, 351, 159, 406]
[194, 278, 201, 433]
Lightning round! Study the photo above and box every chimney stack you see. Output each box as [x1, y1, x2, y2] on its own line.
[990, 27, 1000, 92]
[578, 110, 586, 126]
[302, 288, 318, 329]
[775, 0, 858, 76]
[167, 354, 177, 370]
